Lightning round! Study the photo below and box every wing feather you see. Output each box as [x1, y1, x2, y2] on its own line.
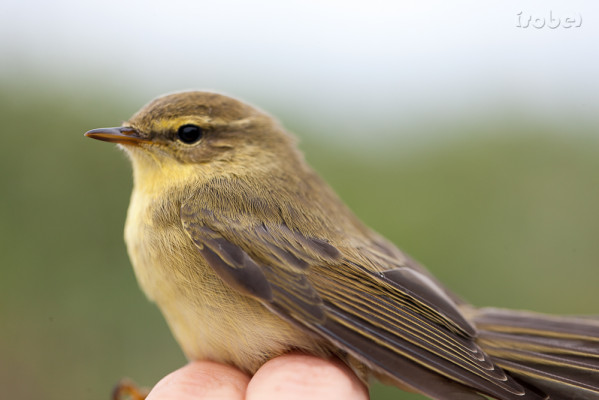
[180, 201, 546, 400]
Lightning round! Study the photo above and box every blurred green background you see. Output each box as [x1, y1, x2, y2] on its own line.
[1, 1, 598, 399]
[1, 82, 597, 400]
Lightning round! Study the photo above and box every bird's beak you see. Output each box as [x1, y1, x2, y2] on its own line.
[84, 127, 149, 146]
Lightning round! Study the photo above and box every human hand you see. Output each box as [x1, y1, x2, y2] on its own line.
[146, 354, 369, 400]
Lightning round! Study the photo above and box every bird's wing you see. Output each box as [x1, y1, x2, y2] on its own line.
[180, 203, 544, 400]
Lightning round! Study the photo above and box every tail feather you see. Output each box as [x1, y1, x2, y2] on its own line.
[479, 330, 599, 358]
[473, 308, 599, 400]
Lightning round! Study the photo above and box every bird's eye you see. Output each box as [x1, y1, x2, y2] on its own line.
[176, 124, 203, 144]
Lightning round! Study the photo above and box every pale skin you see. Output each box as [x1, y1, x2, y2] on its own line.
[147, 354, 369, 400]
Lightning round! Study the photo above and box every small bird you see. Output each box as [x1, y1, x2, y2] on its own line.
[86, 91, 599, 400]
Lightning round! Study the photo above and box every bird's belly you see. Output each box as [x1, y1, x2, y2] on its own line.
[124, 194, 328, 373]
[157, 275, 328, 373]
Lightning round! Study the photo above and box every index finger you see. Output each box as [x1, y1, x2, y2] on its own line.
[246, 354, 369, 400]
[146, 360, 250, 400]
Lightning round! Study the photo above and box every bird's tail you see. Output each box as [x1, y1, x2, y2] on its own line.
[472, 308, 599, 400]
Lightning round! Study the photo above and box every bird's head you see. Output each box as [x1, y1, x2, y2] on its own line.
[85, 91, 300, 192]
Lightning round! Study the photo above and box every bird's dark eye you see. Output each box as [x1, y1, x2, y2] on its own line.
[176, 124, 203, 144]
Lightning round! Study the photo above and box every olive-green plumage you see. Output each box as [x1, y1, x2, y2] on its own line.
[86, 91, 599, 400]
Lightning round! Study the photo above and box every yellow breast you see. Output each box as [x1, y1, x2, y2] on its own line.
[124, 181, 329, 373]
